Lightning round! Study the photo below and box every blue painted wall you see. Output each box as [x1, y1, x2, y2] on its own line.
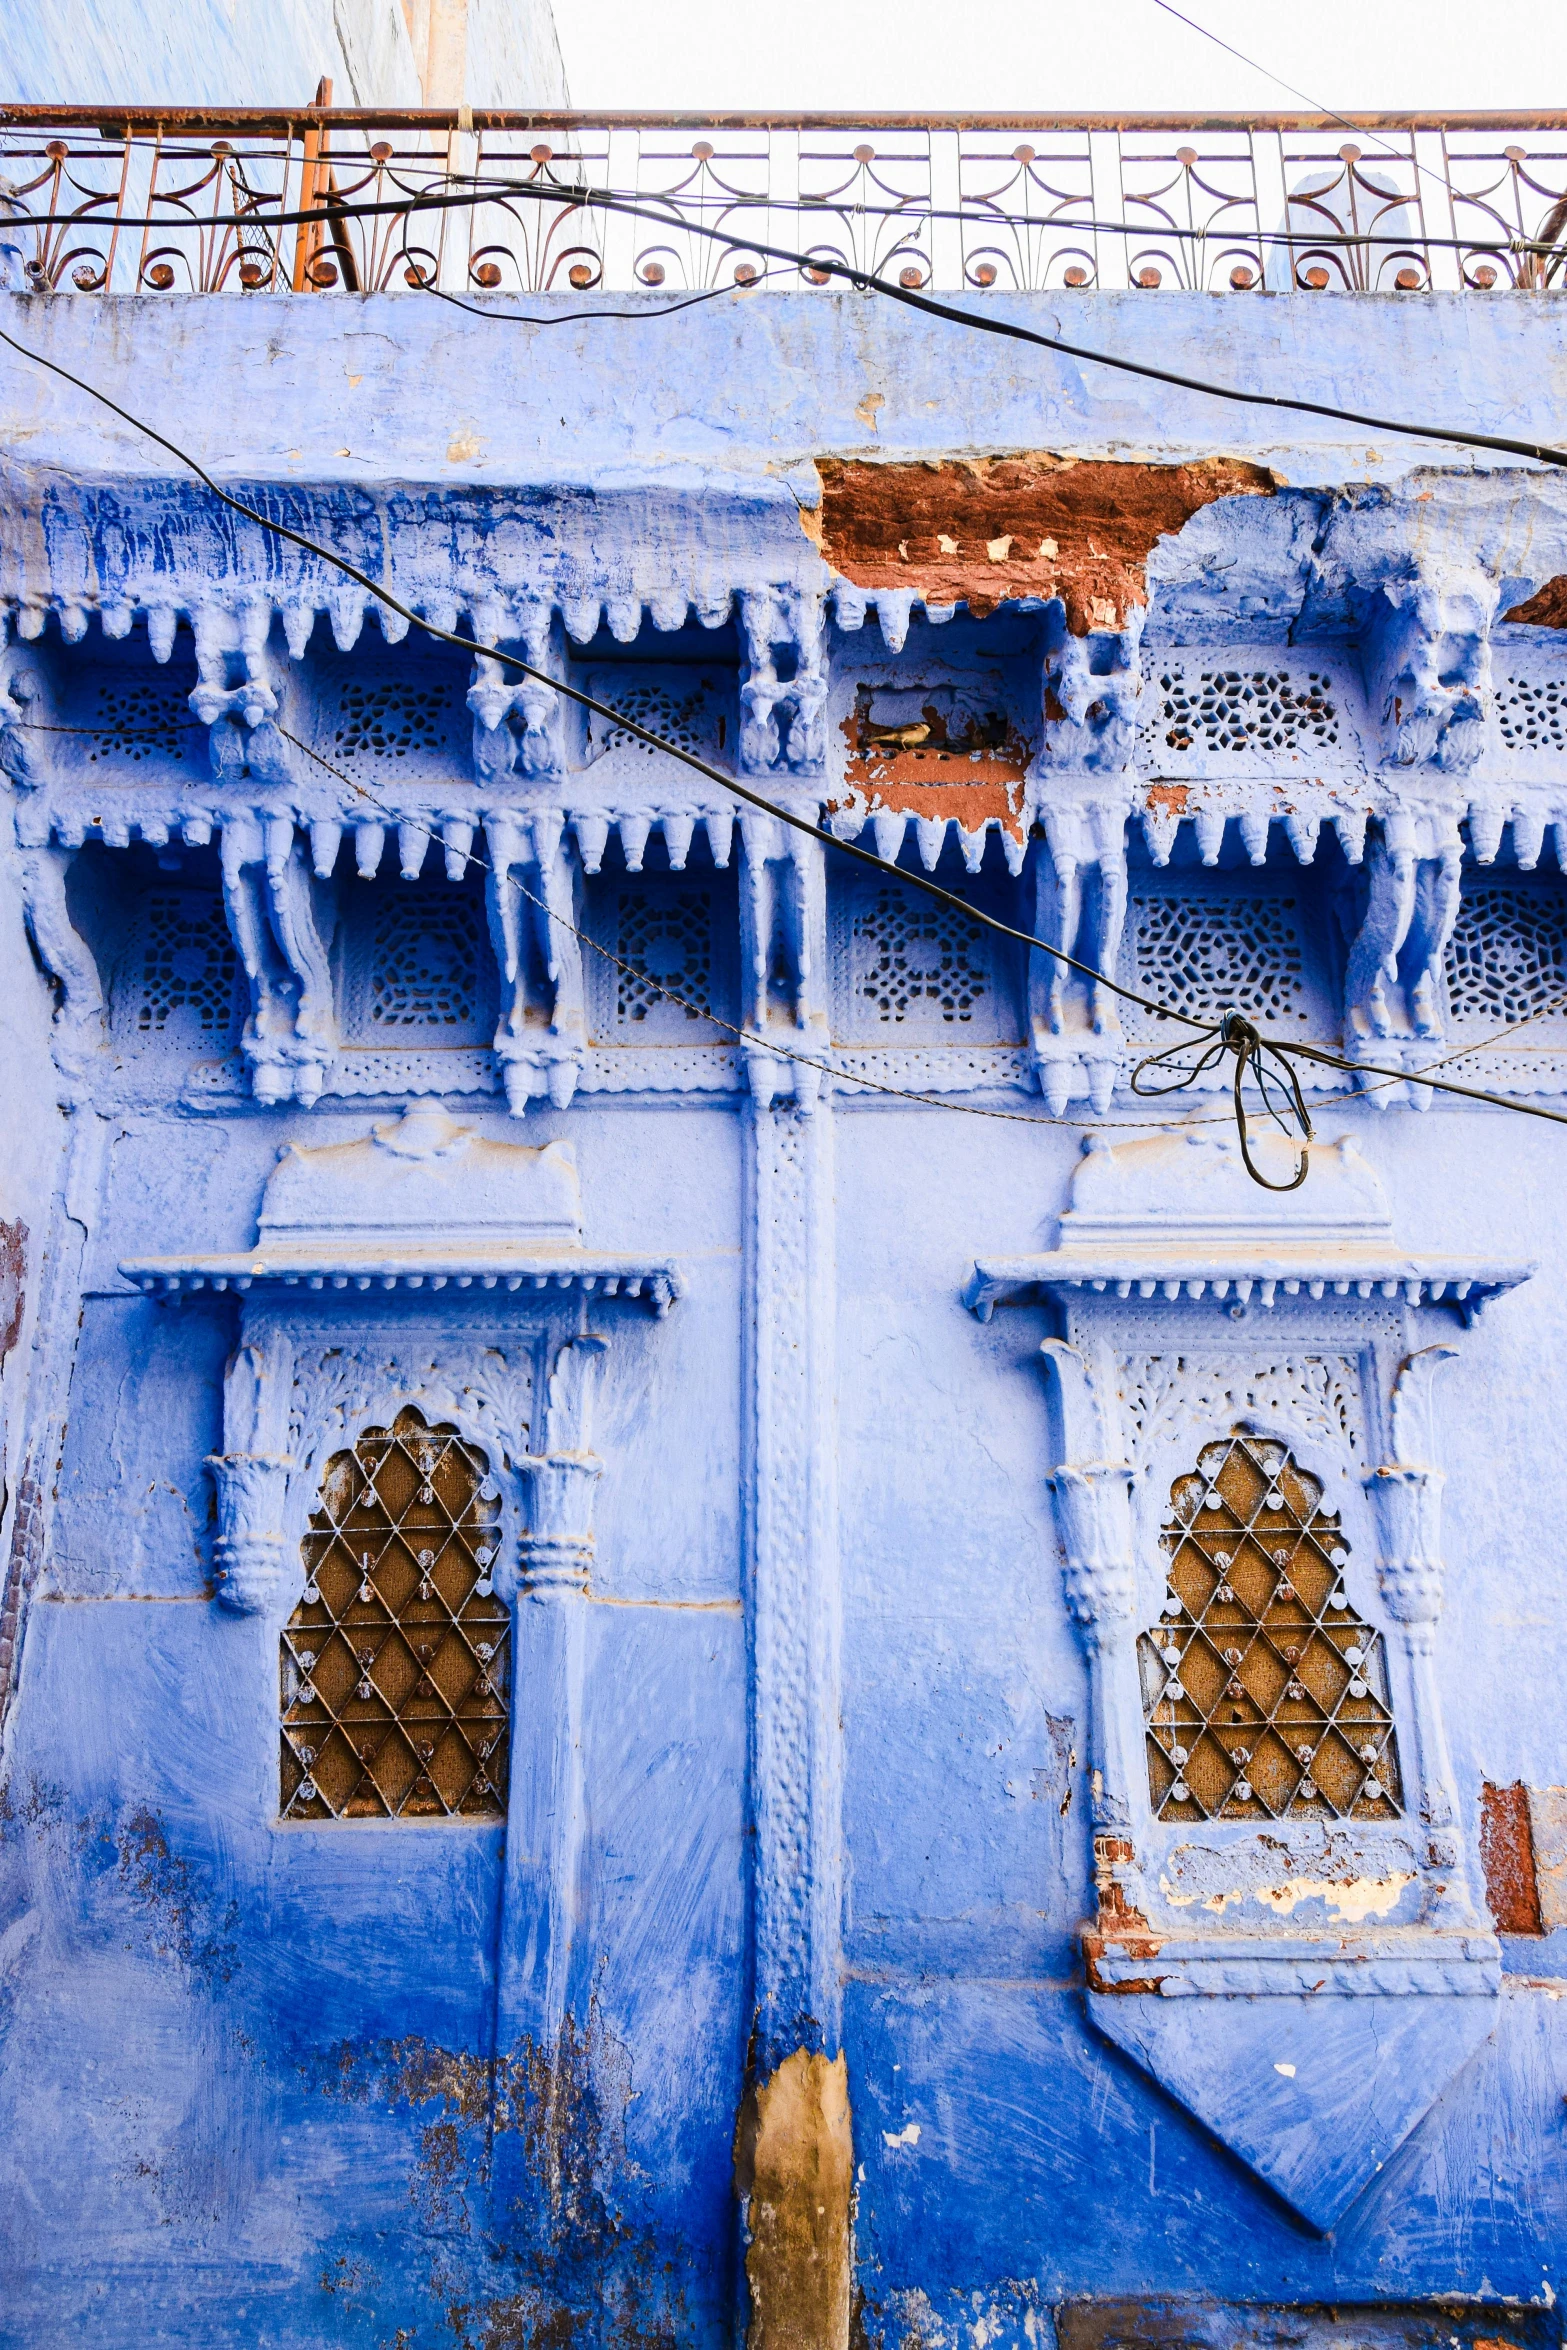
[0, 283, 1565, 2346]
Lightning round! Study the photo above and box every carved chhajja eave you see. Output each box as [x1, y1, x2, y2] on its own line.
[966, 1130, 1534, 1325]
[120, 1107, 683, 1313]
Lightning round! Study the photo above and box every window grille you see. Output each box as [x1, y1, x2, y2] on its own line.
[281, 1407, 509, 1822]
[84, 674, 194, 763]
[1148, 667, 1339, 758]
[116, 886, 241, 1041]
[339, 881, 494, 1046]
[1139, 1433, 1401, 1823]
[332, 675, 455, 762]
[1495, 674, 1567, 756]
[849, 883, 993, 1027]
[1125, 890, 1315, 1037]
[1444, 881, 1567, 1032]
[615, 885, 717, 1025]
[586, 672, 726, 760]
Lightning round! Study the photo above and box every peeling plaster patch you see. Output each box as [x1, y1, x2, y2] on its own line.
[446, 430, 484, 463]
[810, 454, 1275, 629]
[0, 1219, 24, 1360]
[736, 2048, 852, 2350]
[882, 2121, 921, 2149]
[1482, 1781, 1546, 1935]
[855, 392, 886, 434]
[1251, 1870, 1415, 1923]
[1503, 574, 1567, 626]
[1274, 2061, 1298, 2077]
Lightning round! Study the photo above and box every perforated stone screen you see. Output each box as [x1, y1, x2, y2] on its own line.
[1495, 674, 1567, 755]
[1148, 666, 1339, 758]
[84, 673, 197, 764]
[339, 881, 494, 1046]
[116, 886, 242, 1042]
[281, 1407, 510, 1821]
[615, 885, 718, 1025]
[1139, 1432, 1402, 1824]
[332, 674, 458, 762]
[1444, 880, 1567, 1030]
[587, 673, 726, 760]
[849, 884, 993, 1026]
[1126, 891, 1316, 1037]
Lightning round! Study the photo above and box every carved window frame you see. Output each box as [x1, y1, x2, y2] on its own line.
[1114, 1335, 1414, 1859]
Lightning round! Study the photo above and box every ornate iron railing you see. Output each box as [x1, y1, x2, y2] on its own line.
[2, 108, 1566, 298]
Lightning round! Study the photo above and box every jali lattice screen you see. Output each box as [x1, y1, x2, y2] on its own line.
[1139, 1432, 1401, 1824]
[281, 1406, 510, 1820]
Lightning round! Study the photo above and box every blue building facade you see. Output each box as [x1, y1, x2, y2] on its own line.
[1, 123, 1566, 2347]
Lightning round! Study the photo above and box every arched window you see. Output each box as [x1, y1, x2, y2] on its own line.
[1139, 1432, 1402, 1823]
[280, 1405, 510, 1821]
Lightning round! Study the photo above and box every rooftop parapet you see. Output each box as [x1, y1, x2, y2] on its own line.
[3, 107, 1566, 297]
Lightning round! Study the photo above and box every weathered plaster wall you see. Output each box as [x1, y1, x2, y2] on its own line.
[1, 282, 1566, 2345]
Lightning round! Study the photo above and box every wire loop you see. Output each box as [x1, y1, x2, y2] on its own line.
[1132, 1009, 1313, 1190]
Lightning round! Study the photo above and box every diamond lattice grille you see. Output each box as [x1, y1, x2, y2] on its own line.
[281, 1407, 509, 1821]
[1139, 1433, 1402, 1823]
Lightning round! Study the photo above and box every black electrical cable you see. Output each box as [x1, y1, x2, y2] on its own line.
[5, 320, 1567, 1171]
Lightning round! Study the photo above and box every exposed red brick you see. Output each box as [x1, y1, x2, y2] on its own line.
[0, 1220, 24, 1362]
[833, 686, 1030, 838]
[808, 453, 1275, 632]
[1503, 575, 1567, 627]
[1479, 1781, 1544, 1936]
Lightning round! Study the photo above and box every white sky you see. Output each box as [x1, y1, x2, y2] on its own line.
[552, 0, 1565, 117]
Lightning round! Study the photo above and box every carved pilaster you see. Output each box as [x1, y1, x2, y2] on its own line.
[496, 1335, 607, 2051]
[739, 812, 829, 1110]
[1040, 1340, 1141, 1835]
[206, 1452, 295, 1614]
[747, 1076, 841, 2069]
[1364, 1347, 1469, 1881]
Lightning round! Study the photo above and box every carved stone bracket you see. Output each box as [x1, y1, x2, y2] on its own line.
[1341, 810, 1464, 1103]
[1361, 560, 1497, 773]
[467, 602, 564, 783]
[739, 811, 829, 1108]
[207, 1451, 295, 1614]
[1028, 801, 1130, 1114]
[484, 810, 587, 1113]
[205, 1326, 297, 1616]
[740, 589, 829, 776]
[220, 818, 339, 1106]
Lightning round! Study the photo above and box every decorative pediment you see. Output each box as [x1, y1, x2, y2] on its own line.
[966, 1128, 1532, 1320]
[120, 1105, 682, 1310]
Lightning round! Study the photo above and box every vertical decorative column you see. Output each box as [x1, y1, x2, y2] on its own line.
[1040, 1339, 1153, 1969]
[738, 794, 842, 2070]
[747, 1083, 841, 2068]
[206, 1327, 296, 1615]
[494, 1334, 607, 2056]
[1363, 1345, 1478, 1919]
